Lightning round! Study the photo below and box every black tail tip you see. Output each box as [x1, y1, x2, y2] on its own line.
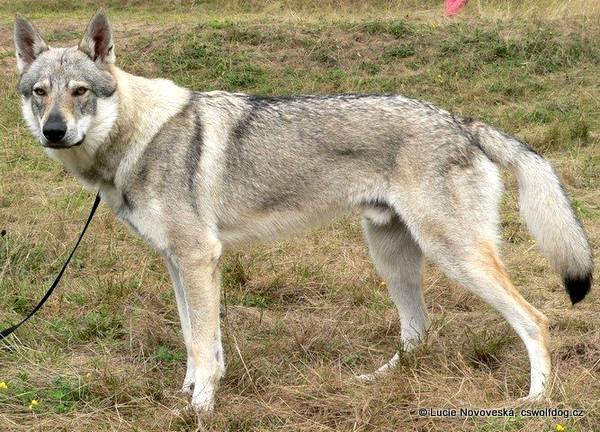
[564, 273, 592, 304]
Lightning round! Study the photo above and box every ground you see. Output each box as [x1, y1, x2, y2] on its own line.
[0, 1, 598, 431]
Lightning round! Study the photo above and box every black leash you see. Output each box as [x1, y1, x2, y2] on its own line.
[0, 193, 101, 340]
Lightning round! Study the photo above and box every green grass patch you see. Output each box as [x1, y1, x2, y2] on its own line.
[462, 327, 516, 370]
[153, 345, 186, 363]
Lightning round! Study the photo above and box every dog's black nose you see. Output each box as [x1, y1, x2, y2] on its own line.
[42, 113, 67, 143]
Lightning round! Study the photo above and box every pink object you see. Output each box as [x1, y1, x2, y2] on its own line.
[446, 0, 468, 16]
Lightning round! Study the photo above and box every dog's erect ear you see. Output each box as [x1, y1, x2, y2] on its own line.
[79, 11, 115, 66]
[14, 14, 49, 73]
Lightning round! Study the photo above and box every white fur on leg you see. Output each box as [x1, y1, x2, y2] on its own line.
[181, 357, 196, 395]
[422, 235, 551, 400]
[359, 216, 428, 382]
[189, 334, 224, 410]
[214, 327, 225, 377]
[166, 257, 197, 395]
[356, 353, 400, 382]
[355, 332, 426, 382]
[192, 385, 215, 412]
[516, 315, 550, 401]
[175, 241, 224, 413]
[190, 358, 220, 412]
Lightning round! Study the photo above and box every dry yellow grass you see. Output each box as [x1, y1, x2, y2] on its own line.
[0, 2, 599, 431]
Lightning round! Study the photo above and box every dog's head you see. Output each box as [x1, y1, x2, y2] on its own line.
[15, 12, 118, 151]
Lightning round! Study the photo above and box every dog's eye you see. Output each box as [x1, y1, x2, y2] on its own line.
[33, 88, 46, 97]
[73, 87, 88, 96]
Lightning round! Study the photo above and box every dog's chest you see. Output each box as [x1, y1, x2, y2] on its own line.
[100, 186, 169, 251]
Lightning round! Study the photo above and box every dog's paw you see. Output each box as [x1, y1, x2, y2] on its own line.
[517, 392, 550, 404]
[355, 372, 377, 382]
[191, 388, 215, 413]
[355, 352, 401, 383]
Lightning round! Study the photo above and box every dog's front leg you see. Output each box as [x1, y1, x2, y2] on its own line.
[172, 238, 224, 412]
[165, 256, 196, 394]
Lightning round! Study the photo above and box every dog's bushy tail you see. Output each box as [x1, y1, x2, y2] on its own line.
[471, 121, 593, 304]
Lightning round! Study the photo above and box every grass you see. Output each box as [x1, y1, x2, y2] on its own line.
[0, 1, 599, 431]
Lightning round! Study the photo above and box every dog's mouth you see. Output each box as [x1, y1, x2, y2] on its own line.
[43, 136, 85, 149]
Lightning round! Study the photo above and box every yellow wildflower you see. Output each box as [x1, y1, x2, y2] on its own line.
[556, 424, 565, 432]
[0, 382, 8, 390]
[28, 399, 39, 410]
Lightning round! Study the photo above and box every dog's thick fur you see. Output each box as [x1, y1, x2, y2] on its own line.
[15, 12, 593, 411]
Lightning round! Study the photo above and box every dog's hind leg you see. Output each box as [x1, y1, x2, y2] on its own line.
[358, 213, 429, 381]
[387, 156, 550, 399]
[415, 235, 550, 399]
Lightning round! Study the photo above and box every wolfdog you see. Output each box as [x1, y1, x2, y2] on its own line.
[14, 12, 593, 411]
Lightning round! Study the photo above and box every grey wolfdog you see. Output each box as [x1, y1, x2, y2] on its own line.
[15, 12, 593, 412]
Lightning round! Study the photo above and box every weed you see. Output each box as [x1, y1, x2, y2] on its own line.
[463, 327, 515, 370]
[383, 45, 415, 59]
[153, 345, 186, 363]
[361, 20, 411, 38]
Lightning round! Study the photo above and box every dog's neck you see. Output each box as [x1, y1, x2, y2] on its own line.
[58, 66, 191, 192]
